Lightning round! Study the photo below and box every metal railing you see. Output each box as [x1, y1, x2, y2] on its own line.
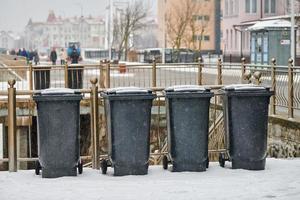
[0, 57, 299, 171]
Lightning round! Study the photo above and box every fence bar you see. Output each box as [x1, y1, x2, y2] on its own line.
[90, 78, 100, 169]
[271, 58, 276, 115]
[64, 62, 69, 88]
[152, 58, 157, 87]
[198, 57, 203, 85]
[29, 62, 33, 91]
[105, 62, 110, 88]
[217, 58, 222, 85]
[241, 57, 246, 83]
[288, 58, 294, 118]
[99, 60, 105, 88]
[8, 79, 17, 172]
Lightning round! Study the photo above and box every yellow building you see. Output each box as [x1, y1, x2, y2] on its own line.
[157, 0, 221, 54]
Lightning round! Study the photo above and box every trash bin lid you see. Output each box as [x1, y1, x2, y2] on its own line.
[105, 87, 151, 94]
[223, 84, 269, 91]
[165, 85, 210, 92]
[40, 88, 75, 95]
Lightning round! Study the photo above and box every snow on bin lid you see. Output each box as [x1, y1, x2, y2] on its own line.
[106, 87, 150, 94]
[41, 88, 75, 95]
[165, 85, 209, 92]
[223, 84, 267, 91]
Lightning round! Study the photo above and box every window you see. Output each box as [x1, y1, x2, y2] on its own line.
[264, 0, 276, 13]
[204, 15, 210, 21]
[246, 0, 257, 13]
[204, 35, 210, 41]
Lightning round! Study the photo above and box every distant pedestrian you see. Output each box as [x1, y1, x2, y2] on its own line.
[59, 48, 67, 65]
[50, 48, 57, 65]
[21, 48, 28, 58]
[33, 50, 40, 65]
[70, 47, 79, 64]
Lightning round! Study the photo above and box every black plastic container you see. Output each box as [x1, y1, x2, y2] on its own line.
[164, 85, 213, 172]
[68, 65, 83, 89]
[101, 87, 156, 176]
[34, 66, 51, 90]
[33, 88, 82, 178]
[220, 84, 274, 170]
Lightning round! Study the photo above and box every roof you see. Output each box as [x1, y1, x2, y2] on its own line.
[247, 19, 296, 31]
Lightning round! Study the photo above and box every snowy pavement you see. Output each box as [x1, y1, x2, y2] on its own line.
[0, 158, 299, 200]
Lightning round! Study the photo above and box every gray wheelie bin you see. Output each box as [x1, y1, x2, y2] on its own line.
[101, 87, 156, 176]
[163, 85, 214, 172]
[33, 88, 83, 178]
[219, 84, 274, 170]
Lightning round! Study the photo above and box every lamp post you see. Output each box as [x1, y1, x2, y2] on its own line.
[291, 0, 295, 63]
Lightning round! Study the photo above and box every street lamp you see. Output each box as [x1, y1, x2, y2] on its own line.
[291, 0, 295, 63]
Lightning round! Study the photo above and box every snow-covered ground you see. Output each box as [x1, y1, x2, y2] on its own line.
[0, 158, 299, 200]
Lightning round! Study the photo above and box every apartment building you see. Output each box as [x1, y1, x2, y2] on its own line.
[222, 0, 299, 62]
[157, 0, 221, 54]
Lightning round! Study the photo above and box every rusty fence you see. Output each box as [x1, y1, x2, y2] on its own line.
[0, 57, 299, 171]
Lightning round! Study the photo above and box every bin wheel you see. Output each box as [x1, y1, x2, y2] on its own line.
[162, 155, 168, 170]
[206, 157, 209, 168]
[219, 152, 226, 168]
[78, 161, 83, 174]
[35, 160, 41, 175]
[101, 160, 108, 174]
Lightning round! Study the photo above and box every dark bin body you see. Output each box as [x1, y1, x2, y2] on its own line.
[165, 86, 213, 172]
[222, 85, 273, 170]
[103, 88, 156, 176]
[34, 67, 51, 90]
[68, 65, 83, 89]
[33, 90, 82, 178]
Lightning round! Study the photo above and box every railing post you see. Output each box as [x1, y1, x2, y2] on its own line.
[288, 58, 294, 118]
[152, 58, 157, 87]
[198, 57, 203, 85]
[105, 61, 111, 88]
[8, 79, 17, 172]
[90, 78, 100, 169]
[29, 61, 33, 91]
[99, 60, 105, 88]
[271, 58, 276, 115]
[241, 57, 246, 83]
[217, 58, 222, 85]
[64, 62, 69, 88]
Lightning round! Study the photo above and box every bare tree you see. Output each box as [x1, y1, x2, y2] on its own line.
[112, 0, 147, 61]
[165, 0, 210, 55]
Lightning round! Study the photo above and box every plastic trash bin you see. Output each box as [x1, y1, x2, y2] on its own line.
[33, 88, 83, 178]
[163, 85, 214, 172]
[101, 87, 156, 176]
[68, 65, 83, 89]
[34, 66, 51, 90]
[219, 84, 274, 170]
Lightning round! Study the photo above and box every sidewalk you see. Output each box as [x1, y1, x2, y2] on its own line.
[0, 158, 299, 200]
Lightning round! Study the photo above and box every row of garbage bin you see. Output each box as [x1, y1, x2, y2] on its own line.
[33, 66, 83, 90]
[33, 84, 273, 178]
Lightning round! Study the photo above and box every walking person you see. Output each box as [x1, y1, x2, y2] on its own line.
[59, 48, 67, 65]
[70, 46, 80, 64]
[50, 48, 57, 65]
[33, 50, 40, 65]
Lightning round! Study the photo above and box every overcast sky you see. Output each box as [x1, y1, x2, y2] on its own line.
[0, 0, 156, 33]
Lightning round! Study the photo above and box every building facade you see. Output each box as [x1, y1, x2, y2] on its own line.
[24, 11, 106, 51]
[157, 0, 221, 54]
[0, 31, 19, 50]
[222, 0, 300, 63]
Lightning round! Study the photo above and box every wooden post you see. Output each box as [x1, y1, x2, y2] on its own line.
[105, 61, 110, 88]
[217, 58, 222, 85]
[241, 57, 246, 84]
[152, 58, 157, 87]
[271, 58, 276, 115]
[198, 57, 203, 85]
[29, 61, 33, 91]
[90, 78, 100, 169]
[8, 79, 17, 172]
[64, 62, 69, 88]
[288, 58, 294, 118]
